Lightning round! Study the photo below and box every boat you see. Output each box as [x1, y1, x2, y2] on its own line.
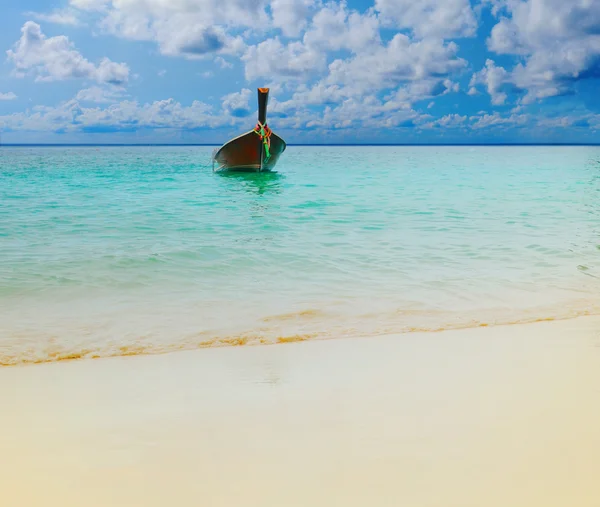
[212, 88, 286, 172]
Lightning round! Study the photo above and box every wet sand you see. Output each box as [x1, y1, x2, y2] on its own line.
[2, 317, 599, 507]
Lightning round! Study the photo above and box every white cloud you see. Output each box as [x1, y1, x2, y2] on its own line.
[0, 96, 232, 134]
[25, 9, 82, 26]
[242, 38, 326, 81]
[222, 88, 253, 117]
[263, 79, 459, 131]
[14, 1, 598, 139]
[62, 0, 471, 113]
[302, 2, 380, 53]
[280, 83, 351, 107]
[486, 0, 600, 103]
[69, 0, 109, 11]
[299, 97, 426, 130]
[270, 0, 316, 37]
[535, 114, 599, 129]
[74, 0, 267, 58]
[438, 114, 467, 127]
[214, 57, 233, 69]
[263, 76, 460, 127]
[253, 33, 465, 124]
[155, 25, 245, 59]
[66, 0, 378, 63]
[0, 92, 18, 101]
[481, 0, 508, 17]
[6, 22, 130, 85]
[325, 35, 466, 92]
[83, 99, 221, 130]
[375, 0, 477, 39]
[0, 91, 550, 137]
[241, 3, 380, 82]
[470, 111, 528, 129]
[423, 113, 467, 128]
[383, 79, 460, 110]
[0, 85, 439, 136]
[536, 117, 573, 129]
[469, 59, 510, 105]
[76, 86, 125, 103]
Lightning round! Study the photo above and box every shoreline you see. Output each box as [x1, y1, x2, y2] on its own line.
[2, 309, 600, 368]
[2, 316, 599, 506]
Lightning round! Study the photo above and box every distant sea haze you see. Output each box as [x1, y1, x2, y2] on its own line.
[1, 145, 600, 365]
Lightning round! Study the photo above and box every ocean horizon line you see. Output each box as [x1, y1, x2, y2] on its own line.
[1, 142, 600, 147]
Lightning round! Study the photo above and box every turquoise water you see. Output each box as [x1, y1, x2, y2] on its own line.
[2, 146, 600, 365]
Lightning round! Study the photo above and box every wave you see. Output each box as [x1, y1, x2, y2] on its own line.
[2, 307, 598, 367]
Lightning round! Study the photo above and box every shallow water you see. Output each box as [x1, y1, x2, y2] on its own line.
[2, 145, 600, 364]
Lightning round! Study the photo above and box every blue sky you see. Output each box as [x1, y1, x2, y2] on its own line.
[0, 0, 599, 144]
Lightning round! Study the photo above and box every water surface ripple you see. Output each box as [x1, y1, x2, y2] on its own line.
[1, 146, 600, 364]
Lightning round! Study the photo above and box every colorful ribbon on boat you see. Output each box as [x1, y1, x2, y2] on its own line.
[253, 121, 272, 162]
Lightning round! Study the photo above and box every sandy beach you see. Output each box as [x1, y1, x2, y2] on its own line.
[2, 317, 599, 507]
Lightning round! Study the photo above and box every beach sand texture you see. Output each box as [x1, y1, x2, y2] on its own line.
[2, 316, 599, 507]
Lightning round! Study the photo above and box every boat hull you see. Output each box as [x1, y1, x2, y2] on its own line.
[212, 130, 286, 172]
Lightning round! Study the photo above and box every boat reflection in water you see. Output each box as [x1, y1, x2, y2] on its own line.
[212, 88, 287, 173]
[217, 171, 284, 196]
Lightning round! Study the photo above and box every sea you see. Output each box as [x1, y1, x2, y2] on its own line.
[1, 145, 600, 365]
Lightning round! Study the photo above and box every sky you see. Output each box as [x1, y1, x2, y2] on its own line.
[0, 0, 599, 144]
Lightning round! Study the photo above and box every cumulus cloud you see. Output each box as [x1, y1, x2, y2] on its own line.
[325, 35, 466, 92]
[6, 22, 129, 85]
[149, 24, 245, 59]
[262, 79, 461, 131]
[246, 25, 466, 121]
[469, 59, 510, 105]
[58, 0, 471, 118]
[486, 0, 600, 103]
[242, 38, 326, 81]
[260, 74, 461, 127]
[470, 112, 528, 129]
[241, 3, 381, 81]
[423, 113, 467, 128]
[72, 0, 267, 58]
[277, 83, 351, 108]
[69, 0, 109, 11]
[378, 79, 460, 113]
[0, 97, 228, 134]
[214, 57, 233, 69]
[9, 0, 597, 139]
[8, 89, 590, 139]
[0, 89, 453, 137]
[222, 88, 253, 117]
[302, 2, 380, 53]
[374, 0, 477, 39]
[298, 96, 427, 130]
[25, 9, 81, 26]
[270, 0, 316, 37]
[536, 114, 600, 129]
[437, 114, 467, 127]
[76, 86, 126, 103]
[0, 92, 18, 101]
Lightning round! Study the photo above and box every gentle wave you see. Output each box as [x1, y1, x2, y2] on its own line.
[2, 306, 599, 367]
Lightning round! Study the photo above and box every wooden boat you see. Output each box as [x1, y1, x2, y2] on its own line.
[212, 88, 286, 172]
